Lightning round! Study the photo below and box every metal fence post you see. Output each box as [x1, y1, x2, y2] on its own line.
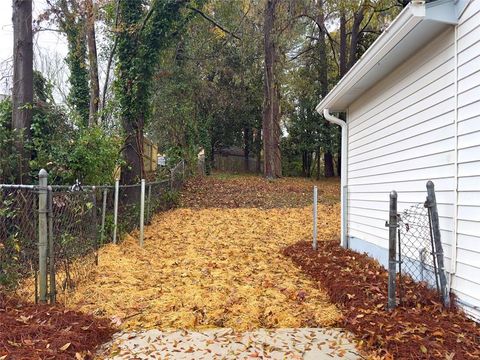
[386, 190, 398, 310]
[47, 186, 55, 304]
[139, 179, 145, 247]
[425, 181, 450, 307]
[313, 186, 318, 250]
[113, 180, 119, 244]
[38, 169, 48, 304]
[92, 186, 98, 265]
[100, 188, 107, 246]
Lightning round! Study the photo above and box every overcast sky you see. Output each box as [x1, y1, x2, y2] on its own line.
[0, 1, 68, 97]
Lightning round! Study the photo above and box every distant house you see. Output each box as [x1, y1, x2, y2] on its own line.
[316, 0, 480, 319]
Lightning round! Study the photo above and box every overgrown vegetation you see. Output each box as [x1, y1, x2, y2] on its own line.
[0, 72, 121, 185]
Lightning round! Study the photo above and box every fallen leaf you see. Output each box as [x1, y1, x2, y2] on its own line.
[60, 343, 71, 351]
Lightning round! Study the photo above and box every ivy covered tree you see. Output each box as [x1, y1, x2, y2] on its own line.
[115, 0, 206, 184]
[43, 0, 90, 126]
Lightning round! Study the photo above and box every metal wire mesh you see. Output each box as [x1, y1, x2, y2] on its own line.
[171, 160, 185, 191]
[145, 180, 171, 224]
[398, 203, 438, 289]
[0, 186, 38, 296]
[0, 160, 186, 302]
[116, 184, 142, 239]
[50, 187, 99, 300]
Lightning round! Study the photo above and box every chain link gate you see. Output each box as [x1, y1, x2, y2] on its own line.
[387, 181, 450, 309]
[397, 203, 439, 302]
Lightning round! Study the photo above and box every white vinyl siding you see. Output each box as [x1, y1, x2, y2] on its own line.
[336, 0, 480, 320]
[452, 0, 480, 319]
[346, 27, 456, 272]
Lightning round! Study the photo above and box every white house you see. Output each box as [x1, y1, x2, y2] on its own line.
[316, 0, 480, 320]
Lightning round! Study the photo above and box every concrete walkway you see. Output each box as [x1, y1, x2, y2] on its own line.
[100, 328, 360, 359]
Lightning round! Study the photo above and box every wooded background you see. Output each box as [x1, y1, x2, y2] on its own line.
[2, 0, 408, 185]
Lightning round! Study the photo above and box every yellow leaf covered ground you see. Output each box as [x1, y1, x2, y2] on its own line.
[66, 175, 342, 331]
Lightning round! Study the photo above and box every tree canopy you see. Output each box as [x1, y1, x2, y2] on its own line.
[4, 0, 407, 184]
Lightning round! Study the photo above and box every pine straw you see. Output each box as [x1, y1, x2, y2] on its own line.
[0, 293, 114, 360]
[66, 205, 341, 331]
[284, 241, 480, 360]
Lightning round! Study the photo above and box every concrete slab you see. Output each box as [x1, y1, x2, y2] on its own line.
[99, 328, 360, 359]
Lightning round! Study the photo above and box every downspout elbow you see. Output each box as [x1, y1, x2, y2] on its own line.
[323, 109, 346, 129]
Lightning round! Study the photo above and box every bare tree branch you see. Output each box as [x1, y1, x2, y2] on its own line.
[187, 6, 241, 40]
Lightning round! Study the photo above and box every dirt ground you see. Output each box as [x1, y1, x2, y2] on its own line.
[66, 174, 342, 331]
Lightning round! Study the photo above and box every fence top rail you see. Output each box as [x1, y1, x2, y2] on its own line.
[0, 184, 38, 189]
[147, 179, 170, 186]
[2, 168, 177, 191]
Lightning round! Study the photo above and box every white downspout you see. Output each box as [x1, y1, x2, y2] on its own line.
[323, 109, 348, 248]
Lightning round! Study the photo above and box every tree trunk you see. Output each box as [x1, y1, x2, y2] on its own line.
[316, 146, 321, 180]
[316, 0, 328, 97]
[348, 7, 365, 70]
[244, 127, 251, 172]
[12, 0, 33, 184]
[254, 127, 262, 174]
[86, 0, 99, 126]
[324, 151, 334, 177]
[339, 12, 347, 78]
[302, 151, 307, 177]
[120, 114, 145, 185]
[316, 0, 334, 180]
[262, 0, 282, 179]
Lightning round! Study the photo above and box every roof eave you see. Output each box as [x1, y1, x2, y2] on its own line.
[316, 0, 459, 114]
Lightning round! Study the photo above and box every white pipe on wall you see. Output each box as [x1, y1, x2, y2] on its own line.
[323, 109, 348, 248]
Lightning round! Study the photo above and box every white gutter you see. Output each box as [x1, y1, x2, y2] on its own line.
[316, 0, 460, 113]
[323, 109, 348, 248]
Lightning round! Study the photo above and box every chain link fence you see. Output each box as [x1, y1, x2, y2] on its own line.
[0, 161, 186, 304]
[0, 186, 38, 296]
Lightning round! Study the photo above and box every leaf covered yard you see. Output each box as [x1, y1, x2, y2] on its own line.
[66, 175, 341, 331]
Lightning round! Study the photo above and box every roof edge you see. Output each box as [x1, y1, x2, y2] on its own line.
[316, 0, 458, 114]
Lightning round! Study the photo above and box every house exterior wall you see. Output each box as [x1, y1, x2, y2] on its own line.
[346, 27, 456, 267]
[452, 0, 480, 319]
[345, 13, 480, 319]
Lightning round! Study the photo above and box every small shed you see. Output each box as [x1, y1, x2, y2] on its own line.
[316, 0, 479, 319]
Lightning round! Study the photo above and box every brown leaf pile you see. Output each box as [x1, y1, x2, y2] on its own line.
[67, 205, 340, 331]
[181, 173, 340, 209]
[0, 293, 114, 360]
[284, 241, 480, 359]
